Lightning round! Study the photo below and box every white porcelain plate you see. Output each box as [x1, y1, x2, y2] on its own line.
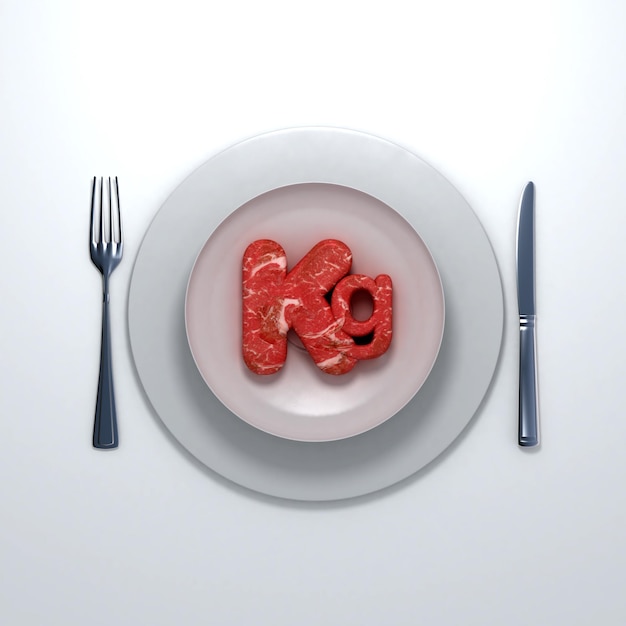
[185, 183, 445, 442]
[128, 127, 503, 501]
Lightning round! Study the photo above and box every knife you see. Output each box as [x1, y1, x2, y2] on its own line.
[516, 181, 539, 447]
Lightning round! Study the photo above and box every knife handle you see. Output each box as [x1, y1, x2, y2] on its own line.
[519, 315, 539, 447]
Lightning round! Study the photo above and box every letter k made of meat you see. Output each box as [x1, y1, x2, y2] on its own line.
[242, 239, 392, 376]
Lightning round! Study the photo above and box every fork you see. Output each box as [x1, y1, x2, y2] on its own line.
[90, 177, 123, 449]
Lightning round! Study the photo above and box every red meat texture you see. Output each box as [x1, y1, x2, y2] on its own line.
[242, 239, 392, 375]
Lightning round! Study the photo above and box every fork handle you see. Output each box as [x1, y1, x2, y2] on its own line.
[93, 289, 119, 449]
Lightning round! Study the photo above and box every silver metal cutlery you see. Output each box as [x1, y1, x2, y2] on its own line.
[85, 173, 537, 453]
[516, 181, 539, 447]
[90, 177, 123, 449]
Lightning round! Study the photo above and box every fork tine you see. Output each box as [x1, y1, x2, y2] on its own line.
[108, 177, 113, 244]
[100, 177, 105, 244]
[114, 176, 122, 244]
[90, 176, 97, 245]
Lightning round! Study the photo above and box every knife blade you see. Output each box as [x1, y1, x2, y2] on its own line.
[516, 181, 539, 446]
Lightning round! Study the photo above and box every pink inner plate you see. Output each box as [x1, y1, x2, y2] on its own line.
[185, 183, 444, 442]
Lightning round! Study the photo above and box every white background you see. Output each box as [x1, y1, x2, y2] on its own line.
[2, 1, 626, 624]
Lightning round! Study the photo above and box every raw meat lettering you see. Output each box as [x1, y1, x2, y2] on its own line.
[242, 239, 392, 375]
